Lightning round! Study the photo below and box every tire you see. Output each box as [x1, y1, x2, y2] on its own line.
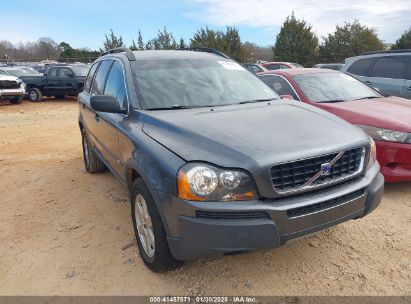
[55, 95, 65, 99]
[9, 95, 23, 104]
[130, 179, 182, 272]
[81, 128, 106, 173]
[28, 88, 42, 102]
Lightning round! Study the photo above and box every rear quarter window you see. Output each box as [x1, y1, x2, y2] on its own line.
[347, 58, 374, 76]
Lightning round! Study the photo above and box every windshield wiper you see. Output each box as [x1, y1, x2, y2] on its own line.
[238, 98, 278, 104]
[352, 96, 381, 101]
[318, 99, 346, 103]
[146, 105, 194, 110]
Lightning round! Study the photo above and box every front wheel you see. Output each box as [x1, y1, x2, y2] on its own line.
[28, 88, 42, 102]
[130, 179, 182, 272]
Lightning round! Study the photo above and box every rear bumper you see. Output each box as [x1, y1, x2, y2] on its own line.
[160, 163, 384, 261]
[376, 140, 411, 182]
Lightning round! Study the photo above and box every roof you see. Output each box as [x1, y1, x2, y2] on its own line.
[103, 50, 229, 61]
[257, 68, 339, 76]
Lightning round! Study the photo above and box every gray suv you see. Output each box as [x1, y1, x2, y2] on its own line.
[78, 47, 384, 272]
[341, 50, 411, 99]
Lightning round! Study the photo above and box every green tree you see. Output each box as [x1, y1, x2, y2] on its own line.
[149, 27, 177, 50]
[137, 31, 145, 50]
[178, 38, 186, 49]
[391, 28, 411, 49]
[190, 26, 243, 61]
[130, 40, 138, 51]
[101, 29, 124, 51]
[319, 20, 384, 62]
[274, 12, 318, 66]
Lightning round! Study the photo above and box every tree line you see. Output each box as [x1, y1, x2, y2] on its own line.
[1, 14, 410, 66]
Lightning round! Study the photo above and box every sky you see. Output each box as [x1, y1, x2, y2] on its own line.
[1, 0, 410, 49]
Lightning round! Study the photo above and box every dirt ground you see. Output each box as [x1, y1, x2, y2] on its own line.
[0, 99, 410, 296]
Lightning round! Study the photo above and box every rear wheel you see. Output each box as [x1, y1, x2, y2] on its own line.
[130, 179, 182, 272]
[81, 128, 106, 173]
[9, 96, 23, 104]
[28, 88, 42, 102]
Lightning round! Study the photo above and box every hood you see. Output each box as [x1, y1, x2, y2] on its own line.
[318, 96, 411, 132]
[0, 75, 19, 81]
[142, 101, 368, 169]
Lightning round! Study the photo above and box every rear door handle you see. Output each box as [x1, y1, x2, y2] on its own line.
[407, 86, 411, 91]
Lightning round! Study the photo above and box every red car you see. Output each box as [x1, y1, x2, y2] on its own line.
[257, 68, 411, 182]
[260, 61, 303, 70]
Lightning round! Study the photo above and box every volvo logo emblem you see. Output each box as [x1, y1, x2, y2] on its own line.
[320, 163, 332, 176]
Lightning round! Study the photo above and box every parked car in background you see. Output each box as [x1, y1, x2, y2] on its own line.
[313, 63, 344, 71]
[241, 63, 268, 74]
[0, 70, 25, 104]
[21, 65, 88, 101]
[258, 68, 411, 182]
[0, 67, 39, 77]
[341, 50, 411, 99]
[78, 48, 383, 272]
[18, 66, 41, 75]
[261, 61, 303, 70]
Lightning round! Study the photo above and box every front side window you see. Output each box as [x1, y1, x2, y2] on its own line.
[91, 60, 113, 95]
[259, 75, 299, 100]
[133, 58, 278, 109]
[347, 58, 374, 76]
[104, 61, 127, 111]
[294, 72, 382, 103]
[265, 64, 280, 70]
[58, 68, 73, 77]
[370, 56, 408, 79]
[48, 68, 57, 77]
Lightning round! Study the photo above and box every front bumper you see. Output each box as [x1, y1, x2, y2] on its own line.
[159, 163, 384, 261]
[376, 140, 411, 182]
[0, 87, 25, 98]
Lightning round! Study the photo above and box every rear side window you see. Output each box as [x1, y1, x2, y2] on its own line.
[370, 56, 409, 79]
[91, 60, 113, 95]
[347, 58, 374, 76]
[84, 63, 99, 93]
[104, 61, 128, 111]
[259, 75, 299, 100]
[48, 68, 57, 77]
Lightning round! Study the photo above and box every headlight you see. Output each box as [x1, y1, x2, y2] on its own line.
[367, 138, 377, 170]
[358, 125, 411, 144]
[177, 163, 258, 202]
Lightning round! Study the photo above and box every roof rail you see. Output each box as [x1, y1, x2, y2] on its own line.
[176, 47, 230, 59]
[100, 47, 136, 61]
[360, 49, 411, 56]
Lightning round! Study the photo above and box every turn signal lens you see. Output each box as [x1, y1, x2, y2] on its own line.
[367, 138, 377, 170]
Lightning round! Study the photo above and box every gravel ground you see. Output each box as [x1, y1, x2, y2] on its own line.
[0, 99, 410, 296]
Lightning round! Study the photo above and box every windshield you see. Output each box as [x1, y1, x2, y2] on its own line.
[4, 69, 28, 77]
[132, 58, 278, 109]
[70, 66, 89, 77]
[294, 72, 382, 102]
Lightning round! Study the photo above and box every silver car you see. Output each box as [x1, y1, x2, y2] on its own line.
[341, 50, 411, 99]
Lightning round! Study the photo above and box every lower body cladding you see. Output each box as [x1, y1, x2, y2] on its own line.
[157, 163, 384, 261]
[376, 140, 411, 182]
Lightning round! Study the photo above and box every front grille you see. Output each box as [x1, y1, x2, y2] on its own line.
[196, 211, 269, 219]
[0, 80, 20, 89]
[271, 147, 366, 193]
[286, 189, 366, 218]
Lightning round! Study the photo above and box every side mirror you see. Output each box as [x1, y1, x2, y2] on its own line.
[280, 94, 294, 100]
[90, 95, 126, 114]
